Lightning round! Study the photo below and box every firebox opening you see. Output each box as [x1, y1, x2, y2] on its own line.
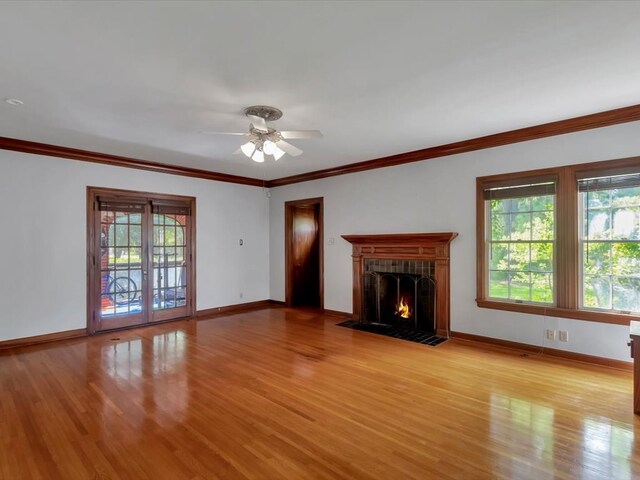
[362, 259, 436, 334]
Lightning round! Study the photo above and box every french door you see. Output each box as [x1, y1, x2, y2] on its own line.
[87, 187, 195, 333]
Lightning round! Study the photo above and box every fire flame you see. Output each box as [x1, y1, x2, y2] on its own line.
[396, 297, 411, 319]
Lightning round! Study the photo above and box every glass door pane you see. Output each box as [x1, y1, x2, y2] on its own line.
[152, 212, 189, 321]
[98, 208, 146, 330]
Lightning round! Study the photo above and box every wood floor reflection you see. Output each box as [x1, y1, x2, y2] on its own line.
[1, 307, 638, 479]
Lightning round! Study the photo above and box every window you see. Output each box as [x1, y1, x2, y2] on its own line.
[477, 157, 640, 325]
[579, 173, 640, 313]
[485, 182, 555, 305]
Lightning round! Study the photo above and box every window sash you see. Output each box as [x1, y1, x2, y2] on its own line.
[485, 187, 556, 306]
[579, 179, 640, 314]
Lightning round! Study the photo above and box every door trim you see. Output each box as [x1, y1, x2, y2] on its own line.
[86, 186, 196, 334]
[284, 197, 324, 309]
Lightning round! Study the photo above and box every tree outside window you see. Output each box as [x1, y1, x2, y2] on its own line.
[580, 176, 640, 313]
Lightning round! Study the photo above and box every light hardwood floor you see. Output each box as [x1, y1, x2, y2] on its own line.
[1, 307, 638, 479]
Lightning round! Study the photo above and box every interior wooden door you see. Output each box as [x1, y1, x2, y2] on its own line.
[285, 198, 323, 309]
[88, 188, 195, 334]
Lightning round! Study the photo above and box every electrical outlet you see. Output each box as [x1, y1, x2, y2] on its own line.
[545, 329, 556, 341]
[328, 237, 335, 245]
[559, 330, 568, 342]
[239, 292, 243, 299]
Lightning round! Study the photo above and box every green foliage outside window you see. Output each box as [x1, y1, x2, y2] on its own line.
[582, 186, 640, 313]
[488, 194, 555, 304]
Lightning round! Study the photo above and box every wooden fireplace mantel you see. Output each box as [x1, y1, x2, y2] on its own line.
[342, 232, 458, 336]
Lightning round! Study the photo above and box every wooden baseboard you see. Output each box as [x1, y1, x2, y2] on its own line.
[269, 300, 286, 307]
[323, 309, 351, 318]
[450, 331, 632, 371]
[195, 299, 275, 319]
[0, 301, 280, 351]
[0, 328, 87, 351]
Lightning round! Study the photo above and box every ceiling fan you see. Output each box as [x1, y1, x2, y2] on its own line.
[202, 105, 323, 163]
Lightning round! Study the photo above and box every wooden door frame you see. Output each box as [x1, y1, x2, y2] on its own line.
[86, 186, 196, 334]
[285, 197, 324, 309]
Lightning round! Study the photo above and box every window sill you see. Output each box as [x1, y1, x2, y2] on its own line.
[476, 299, 637, 326]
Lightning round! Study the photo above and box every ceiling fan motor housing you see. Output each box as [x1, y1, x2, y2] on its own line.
[244, 105, 283, 122]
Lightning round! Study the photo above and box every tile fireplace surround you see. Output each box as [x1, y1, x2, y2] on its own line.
[342, 233, 458, 337]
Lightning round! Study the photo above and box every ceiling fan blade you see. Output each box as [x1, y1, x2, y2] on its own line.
[279, 130, 323, 139]
[232, 148, 243, 155]
[247, 115, 268, 132]
[199, 131, 248, 136]
[276, 140, 303, 157]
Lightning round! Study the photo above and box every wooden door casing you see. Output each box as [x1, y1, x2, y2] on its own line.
[87, 187, 196, 334]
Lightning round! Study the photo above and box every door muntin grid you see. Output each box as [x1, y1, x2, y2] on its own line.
[100, 210, 144, 318]
[153, 214, 188, 311]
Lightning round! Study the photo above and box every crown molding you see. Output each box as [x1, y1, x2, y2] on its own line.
[0, 136, 266, 187]
[266, 103, 640, 187]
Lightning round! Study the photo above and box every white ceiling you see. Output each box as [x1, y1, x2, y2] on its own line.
[1, 1, 640, 180]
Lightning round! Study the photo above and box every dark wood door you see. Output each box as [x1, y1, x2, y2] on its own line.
[286, 198, 323, 309]
[292, 206, 320, 306]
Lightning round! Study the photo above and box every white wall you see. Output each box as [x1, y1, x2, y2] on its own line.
[269, 121, 640, 362]
[0, 150, 270, 341]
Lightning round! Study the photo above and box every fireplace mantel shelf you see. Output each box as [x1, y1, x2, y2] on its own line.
[341, 232, 458, 336]
[342, 232, 458, 247]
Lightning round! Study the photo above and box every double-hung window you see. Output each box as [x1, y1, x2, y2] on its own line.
[477, 157, 640, 325]
[485, 181, 556, 304]
[579, 173, 640, 314]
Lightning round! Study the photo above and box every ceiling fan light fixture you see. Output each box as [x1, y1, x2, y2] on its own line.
[262, 140, 277, 155]
[240, 140, 256, 157]
[206, 106, 320, 163]
[272, 146, 285, 161]
[251, 149, 265, 163]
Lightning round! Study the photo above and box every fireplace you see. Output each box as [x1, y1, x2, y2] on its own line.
[342, 233, 457, 336]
